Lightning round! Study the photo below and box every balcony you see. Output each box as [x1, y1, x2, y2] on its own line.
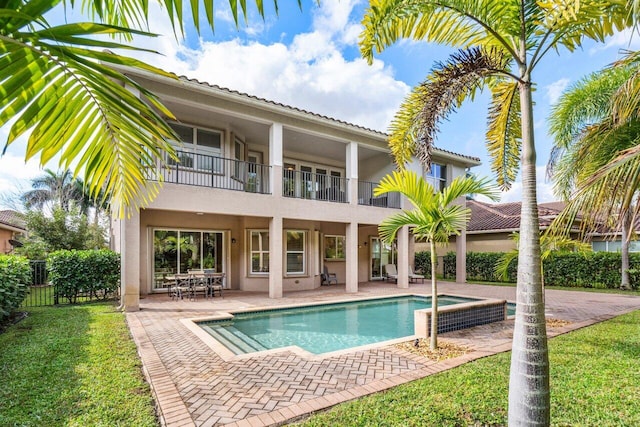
[283, 170, 348, 203]
[156, 151, 271, 194]
[358, 181, 401, 209]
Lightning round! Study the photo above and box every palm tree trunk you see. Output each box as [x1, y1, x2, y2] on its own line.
[507, 72, 550, 426]
[621, 208, 631, 290]
[430, 240, 438, 350]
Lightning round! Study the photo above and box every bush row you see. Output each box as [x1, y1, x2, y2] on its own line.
[47, 250, 120, 303]
[439, 251, 640, 289]
[0, 256, 32, 320]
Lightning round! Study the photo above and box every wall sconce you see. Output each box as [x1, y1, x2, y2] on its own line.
[231, 238, 237, 244]
[363, 241, 368, 246]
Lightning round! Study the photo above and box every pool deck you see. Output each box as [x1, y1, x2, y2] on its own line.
[126, 281, 640, 426]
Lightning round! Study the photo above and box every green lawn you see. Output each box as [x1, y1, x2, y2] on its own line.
[299, 310, 640, 426]
[0, 302, 158, 427]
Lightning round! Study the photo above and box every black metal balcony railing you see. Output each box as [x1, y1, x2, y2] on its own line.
[358, 181, 401, 209]
[155, 151, 271, 194]
[283, 170, 348, 203]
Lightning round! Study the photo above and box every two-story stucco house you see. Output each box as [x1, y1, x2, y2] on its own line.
[111, 68, 480, 311]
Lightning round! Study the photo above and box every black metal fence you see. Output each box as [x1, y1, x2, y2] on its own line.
[358, 181, 401, 208]
[20, 260, 118, 308]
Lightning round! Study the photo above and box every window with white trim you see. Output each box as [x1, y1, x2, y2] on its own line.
[324, 235, 345, 260]
[250, 230, 269, 274]
[425, 163, 446, 192]
[168, 122, 223, 171]
[286, 230, 306, 274]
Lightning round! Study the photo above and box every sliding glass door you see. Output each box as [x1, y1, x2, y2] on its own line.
[153, 229, 225, 289]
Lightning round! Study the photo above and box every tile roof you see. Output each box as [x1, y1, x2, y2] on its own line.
[173, 73, 481, 164]
[0, 210, 26, 231]
[466, 200, 566, 232]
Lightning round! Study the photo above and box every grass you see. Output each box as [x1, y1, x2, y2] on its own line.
[298, 310, 640, 426]
[0, 302, 158, 427]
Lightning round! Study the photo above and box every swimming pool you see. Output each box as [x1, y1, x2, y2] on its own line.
[198, 295, 489, 355]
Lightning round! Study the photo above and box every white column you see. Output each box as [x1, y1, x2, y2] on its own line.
[397, 226, 410, 289]
[456, 227, 467, 284]
[345, 222, 359, 293]
[269, 216, 283, 298]
[269, 123, 283, 198]
[120, 210, 141, 311]
[346, 141, 358, 205]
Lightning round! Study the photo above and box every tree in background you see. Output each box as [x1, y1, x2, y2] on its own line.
[359, 0, 635, 423]
[375, 170, 498, 350]
[547, 63, 640, 290]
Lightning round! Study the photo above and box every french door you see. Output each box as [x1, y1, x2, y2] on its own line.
[369, 237, 397, 280]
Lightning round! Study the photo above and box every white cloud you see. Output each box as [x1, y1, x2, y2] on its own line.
[545, 78, 570, 105]
[589, 29, 640, 55]
[499, 166, 557, 203]
[127, 1, 409, 131]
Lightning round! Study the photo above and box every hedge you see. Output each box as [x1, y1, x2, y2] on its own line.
[47, 250, 120, 304]
[440, 251, 640, 289]
[0, 255, 31, 319]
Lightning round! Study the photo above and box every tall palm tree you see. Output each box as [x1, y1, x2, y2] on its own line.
[22, 169, 84, 212]
[375, 170, 498, 350]
[359, 1, 634, 424]
[547, 65, 639, 290]
[1, 0, 292, 217]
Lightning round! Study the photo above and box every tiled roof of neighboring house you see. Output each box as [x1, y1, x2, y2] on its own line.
[466, 200, 566, 232]
[0, 210, 26, 231]
[172, 73, 481, 164]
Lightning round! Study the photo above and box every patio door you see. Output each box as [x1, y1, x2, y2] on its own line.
[369, 237, 397, 280]
[152, 229, 226, 290]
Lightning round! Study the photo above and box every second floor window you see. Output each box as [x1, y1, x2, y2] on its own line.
[169, 123, 223, 171]
[425, 163, 446, 192]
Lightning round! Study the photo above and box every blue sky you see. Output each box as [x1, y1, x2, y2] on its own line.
[1, 0, 638, 209]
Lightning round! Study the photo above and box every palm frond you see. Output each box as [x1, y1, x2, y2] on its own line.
[1, 19, 179, 217]
[360, 0, 523, 65]
[388, 46, 510, 168]
[486, 80, 521, 189]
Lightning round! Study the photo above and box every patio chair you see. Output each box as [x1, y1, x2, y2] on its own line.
[204, 269, 224, 298]
[321, 265, 338, 286]
[188, 269, 208, 299]
[408, 266, 425, 283]
[385, 264, 398, 283]
[171, 273, 193, 300]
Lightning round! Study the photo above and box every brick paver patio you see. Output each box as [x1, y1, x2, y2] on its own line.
[126, 282, 640, 426]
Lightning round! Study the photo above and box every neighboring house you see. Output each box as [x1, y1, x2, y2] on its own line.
[0, 210, 26, 254]
[418, 199, 638, 255]
[111, 68, 480, 310]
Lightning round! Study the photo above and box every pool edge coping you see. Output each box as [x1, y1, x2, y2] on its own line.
[180, 293, 508, 362]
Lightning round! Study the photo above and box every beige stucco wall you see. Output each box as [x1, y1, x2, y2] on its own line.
[416, 232, 517, 257]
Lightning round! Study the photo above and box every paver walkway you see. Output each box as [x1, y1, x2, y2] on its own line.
[126, 282, 640, 426]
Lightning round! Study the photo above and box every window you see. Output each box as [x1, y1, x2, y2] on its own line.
[168, 123, 223, 171]
[250, 230, 269, 274]
[324, 235, 345, 260]
[286, 231, 306, 274]
[425, 163, 446, 192]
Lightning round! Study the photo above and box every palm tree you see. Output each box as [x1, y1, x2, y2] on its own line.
[359, 1, 634, 423]
[1, 0, 291, 218]
[547, 65, 639, 290]
[22, 169, 84, 213]
[375, 170, 498, 350]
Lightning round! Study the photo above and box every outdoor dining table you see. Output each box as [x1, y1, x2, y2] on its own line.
[166, 271, 224, 300]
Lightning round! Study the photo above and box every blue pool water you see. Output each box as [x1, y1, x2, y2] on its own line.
[199, 295, 479, 355]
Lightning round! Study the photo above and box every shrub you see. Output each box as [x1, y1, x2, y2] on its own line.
[442, 251, 639, 289]
[47, 250, 120, 304]
[0, 255, 31, 319]
[414, 251, 431, 277]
